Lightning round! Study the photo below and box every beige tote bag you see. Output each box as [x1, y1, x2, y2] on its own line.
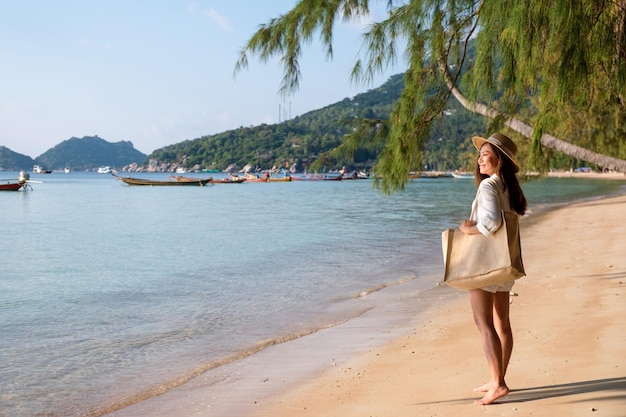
[441, 210, 525, 290]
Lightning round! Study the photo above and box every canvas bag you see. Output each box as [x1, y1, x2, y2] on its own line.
[441, 208, 525, 291]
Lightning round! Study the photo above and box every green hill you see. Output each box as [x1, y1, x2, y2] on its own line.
[36, 136, 147, 171]
[0, 73, 489, 173]
[147, 73, 488, 173]
[0, 146, 36, 171]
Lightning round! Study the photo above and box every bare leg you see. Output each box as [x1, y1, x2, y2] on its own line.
[469, 289, 510, 405]
[475, 291, 513, 392]
[493, 291, 513, 376]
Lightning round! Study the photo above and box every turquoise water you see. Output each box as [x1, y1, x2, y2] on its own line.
[1, 172, 624, 417]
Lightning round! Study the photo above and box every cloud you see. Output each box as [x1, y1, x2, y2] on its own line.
[204, 8, 233, 31]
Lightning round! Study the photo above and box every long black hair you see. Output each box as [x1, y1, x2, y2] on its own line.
[474, 143, 527, 215]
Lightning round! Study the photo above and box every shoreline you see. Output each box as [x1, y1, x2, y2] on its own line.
[243, 193, 626, 417]
[109, 267, 457, 417]
[546, 171, 626, 180]
[108, 186, 626, 417]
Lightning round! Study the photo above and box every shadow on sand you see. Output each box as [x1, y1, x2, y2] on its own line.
[506, 376, 626, 403]
[415, 376, 626, 405]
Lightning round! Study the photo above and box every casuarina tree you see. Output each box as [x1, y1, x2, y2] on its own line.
[236, 0, 626, 192]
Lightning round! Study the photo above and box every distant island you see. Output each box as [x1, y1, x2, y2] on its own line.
[0, 136, 147, 172]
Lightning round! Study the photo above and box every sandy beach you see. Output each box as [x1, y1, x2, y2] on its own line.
[247, 193, 626, 416]
[110, 179, 626, 417]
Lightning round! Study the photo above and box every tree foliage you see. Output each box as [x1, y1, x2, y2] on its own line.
[236, 0, 626, 193]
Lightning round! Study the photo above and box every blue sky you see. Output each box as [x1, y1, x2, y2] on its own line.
[0, 1, 405, 158]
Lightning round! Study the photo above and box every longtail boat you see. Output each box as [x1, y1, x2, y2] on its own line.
[289, 173, 324, 181]
[211, 174, 247, 184]
[244, 173, 268, 182]
[211, 177, 247, 184]
[0, 181, 26, 191]
[1, 171, 36, 191]
[113, 174, 212, 186]
[173, 174, 247, 184]
[267, 175, 291, 182]
[244, 172, 292, 182]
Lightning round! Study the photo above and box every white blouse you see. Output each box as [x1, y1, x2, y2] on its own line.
[470, 174, 511, 237]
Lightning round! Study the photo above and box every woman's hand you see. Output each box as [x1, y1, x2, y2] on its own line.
[459, 220, 479, 235]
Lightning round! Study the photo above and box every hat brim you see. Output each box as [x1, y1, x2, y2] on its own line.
[472, 135, 520, 172]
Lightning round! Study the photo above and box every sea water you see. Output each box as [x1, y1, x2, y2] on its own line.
[1, 172, 624, 417]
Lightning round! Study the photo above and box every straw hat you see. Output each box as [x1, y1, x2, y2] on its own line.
[472, 132, 520, 172]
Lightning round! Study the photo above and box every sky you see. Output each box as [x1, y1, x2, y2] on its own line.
[0, 1, 406, 158]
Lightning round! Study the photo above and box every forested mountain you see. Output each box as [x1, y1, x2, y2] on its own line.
[0, 146, 36, 171]
[148, 73, 488, 173]
[36, 136, 147, 171]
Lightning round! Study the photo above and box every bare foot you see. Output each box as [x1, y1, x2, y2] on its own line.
[473, 383, 490, 392]
[475, 385, 509, 405]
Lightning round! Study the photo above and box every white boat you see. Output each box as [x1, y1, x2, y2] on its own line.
[33, 165, 51, 174]
[64, 167, 71, 173]
[97, 166, 112, 174]
[451, 172, 473, 179]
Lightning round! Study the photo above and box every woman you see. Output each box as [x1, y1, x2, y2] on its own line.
[459, 132, 527, 405]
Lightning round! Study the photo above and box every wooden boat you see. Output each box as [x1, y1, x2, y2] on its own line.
[341, 171, 369, 180]
[195, 173, 246, 184]
[244, 173, 268, 182]
[113, 174, 212, 186]
[1, 172, 36, 191]
[0, 181, 26, 191]
[172, 175, 211, 182]
[211, 177, 247, 184]
[244, 172, 291, 182]
[267, 175, 291, 182]
[289, 173, 325, 181]
[173, 174, 246, 184]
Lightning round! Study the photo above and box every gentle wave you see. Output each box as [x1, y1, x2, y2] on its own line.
[83, 305, 376, 417]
